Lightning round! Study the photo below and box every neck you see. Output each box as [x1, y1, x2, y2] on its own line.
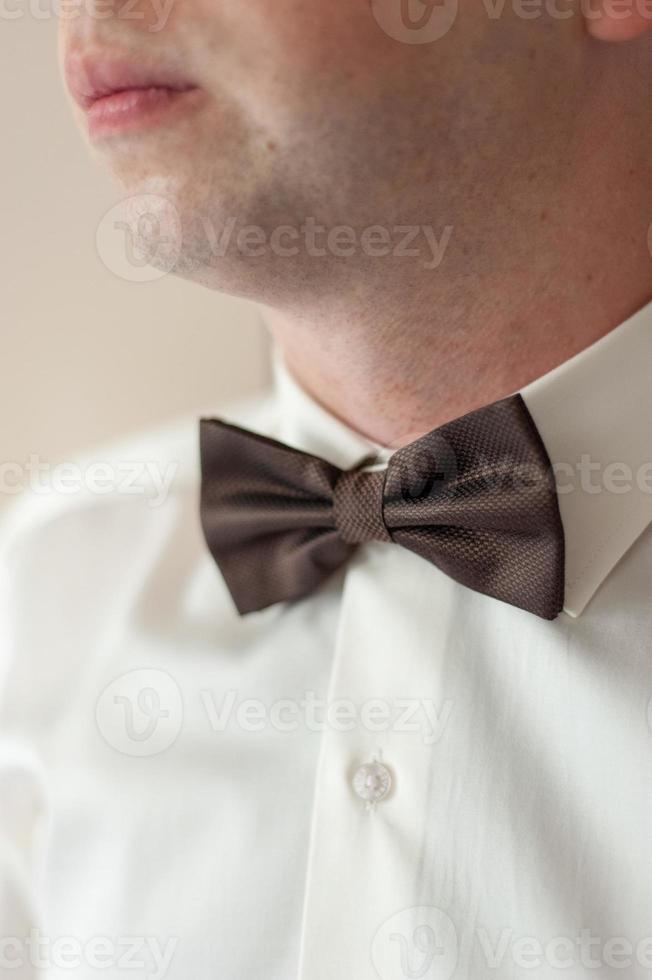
[265, 279, 651, 449]
[264, 99, 652, 446]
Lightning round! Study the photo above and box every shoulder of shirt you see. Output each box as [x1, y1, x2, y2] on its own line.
[0, 386, 278, 560]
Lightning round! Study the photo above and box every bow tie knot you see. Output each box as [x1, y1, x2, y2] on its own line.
[332, 468, 391, 546]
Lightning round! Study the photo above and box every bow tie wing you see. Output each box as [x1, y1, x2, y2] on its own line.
[200, 420, 354, 613]
[382, 395, 565, 619]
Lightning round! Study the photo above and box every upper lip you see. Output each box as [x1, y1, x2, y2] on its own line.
[64, 53, 198, 111]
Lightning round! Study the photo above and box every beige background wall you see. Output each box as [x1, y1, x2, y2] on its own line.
[1, 16, 269, 508]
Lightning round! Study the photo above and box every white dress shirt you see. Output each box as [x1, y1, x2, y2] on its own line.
[1, 303, 651, 980]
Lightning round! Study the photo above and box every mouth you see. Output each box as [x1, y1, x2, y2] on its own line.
[65, 54, 203, 139]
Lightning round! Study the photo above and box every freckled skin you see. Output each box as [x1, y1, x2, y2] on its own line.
[60, 1, 652, 443]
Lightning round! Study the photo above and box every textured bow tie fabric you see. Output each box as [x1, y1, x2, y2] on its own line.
[200, 394, 565, 619]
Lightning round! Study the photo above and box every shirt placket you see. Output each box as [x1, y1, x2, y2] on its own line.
[297, 544, 453, 980]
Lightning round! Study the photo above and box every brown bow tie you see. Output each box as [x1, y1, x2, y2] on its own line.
[200, 394, 565, 619]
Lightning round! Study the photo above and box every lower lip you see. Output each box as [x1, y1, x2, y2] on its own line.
[86, 86, 201, 139]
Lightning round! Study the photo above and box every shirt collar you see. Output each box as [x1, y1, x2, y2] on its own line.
[521, 302, 652, 617]
[272, 303, 652, 618]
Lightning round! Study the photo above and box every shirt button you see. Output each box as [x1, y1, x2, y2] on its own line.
[352, 759, 392, 808]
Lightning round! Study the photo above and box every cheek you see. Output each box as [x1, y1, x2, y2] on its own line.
[187, 0, 398, 77]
